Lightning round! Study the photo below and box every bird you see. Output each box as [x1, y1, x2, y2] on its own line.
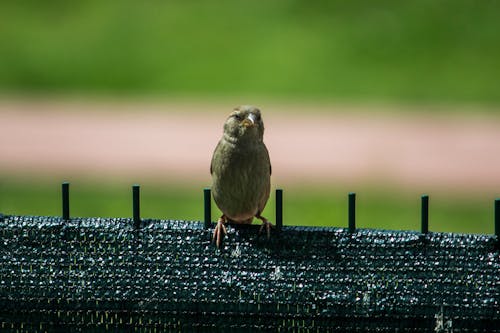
[210, 105, 272, 247]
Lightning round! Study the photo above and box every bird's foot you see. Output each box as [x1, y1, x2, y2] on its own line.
[213, 215, 227, 248]
[257, 215, 273, 239]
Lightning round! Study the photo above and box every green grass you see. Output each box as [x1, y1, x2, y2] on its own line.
[1, 0, 500, 104]
[0, 179, 494, 235]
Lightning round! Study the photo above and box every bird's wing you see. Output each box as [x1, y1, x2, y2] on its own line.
[264, 144, 272, 176]
[210, 140, 222, 175]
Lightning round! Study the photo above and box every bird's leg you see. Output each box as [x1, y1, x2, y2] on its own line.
[256, 214, 273, 239]
[213, 214, 228, 248]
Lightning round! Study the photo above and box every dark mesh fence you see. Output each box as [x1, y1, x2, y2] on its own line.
[1, 214, 499, 332]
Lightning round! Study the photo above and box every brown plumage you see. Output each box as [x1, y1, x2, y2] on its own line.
[210, 105, 272, 247]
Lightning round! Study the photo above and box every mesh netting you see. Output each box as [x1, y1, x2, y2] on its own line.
[0, 214, 499, 332]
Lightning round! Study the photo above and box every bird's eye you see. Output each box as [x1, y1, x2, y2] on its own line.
[232, 113, 242, 120]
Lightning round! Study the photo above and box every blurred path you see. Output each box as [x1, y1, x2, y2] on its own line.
[1, 100, 499, 193]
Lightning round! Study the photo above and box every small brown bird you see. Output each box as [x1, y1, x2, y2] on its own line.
[210, 105, 272, 247]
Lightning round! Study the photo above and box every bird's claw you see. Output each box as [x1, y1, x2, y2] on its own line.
[258, 218, 273, 240]
[212, 217, 227, 248]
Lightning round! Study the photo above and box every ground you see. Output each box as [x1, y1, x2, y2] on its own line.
[1, 99, 499, 195]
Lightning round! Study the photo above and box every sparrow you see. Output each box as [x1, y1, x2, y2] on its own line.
[210, 105, 272, 247]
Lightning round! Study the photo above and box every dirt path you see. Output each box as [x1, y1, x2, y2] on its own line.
[1, 100, 499, 194]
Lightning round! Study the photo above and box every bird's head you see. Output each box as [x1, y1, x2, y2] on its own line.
[223, 105, 264, 141]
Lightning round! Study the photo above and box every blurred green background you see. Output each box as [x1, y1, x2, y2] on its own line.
[0, 177, 494, 234]
[1, 0, 500, 103]
[1, 0, 499, 234]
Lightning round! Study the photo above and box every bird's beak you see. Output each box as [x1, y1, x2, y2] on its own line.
[242, 114, 255, 128]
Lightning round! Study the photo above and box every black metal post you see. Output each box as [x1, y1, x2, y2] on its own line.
[204, 188, 211, 229]
[133, 185, 140, 228]
[421, 194, 429, 234]
[276, 189, 283, 232]
[348, 192, 356, 233]
[495, 198, 500, 239]
[62, 182, 70, 221]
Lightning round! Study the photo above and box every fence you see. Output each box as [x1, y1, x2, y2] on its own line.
[0, 182, 499, 332]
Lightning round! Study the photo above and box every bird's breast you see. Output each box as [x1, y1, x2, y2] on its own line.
[211, 139, 271, 220]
